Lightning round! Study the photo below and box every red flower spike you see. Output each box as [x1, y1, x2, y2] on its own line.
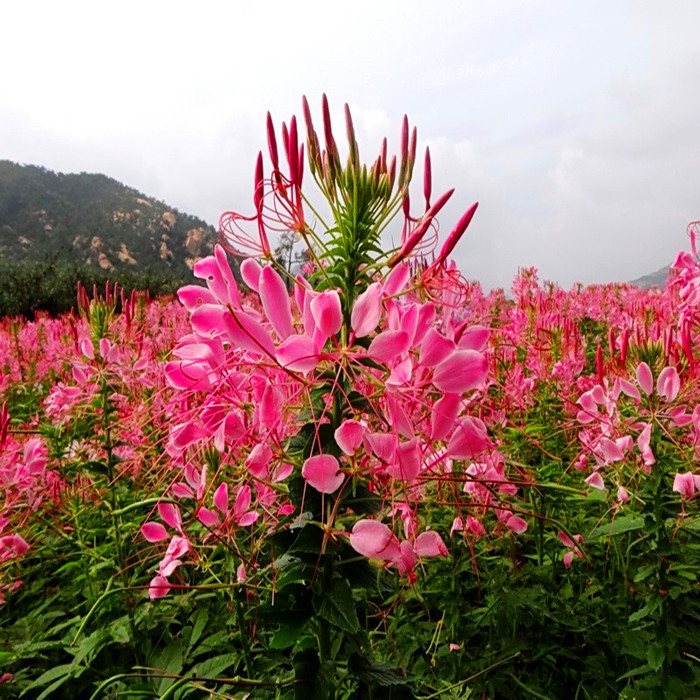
[398, 115, 409, 189]
[408, 126, 417, 176]
[423, 147, 432, 210]
[388, 188, 455, 267]
[254, 152, 264, 212]
[266, 112, 279, 170]
[288, 116, 299, 186]
[431, 201, 479, 269]
[297, 143, 305, 189]
[280, 121, 290, 165]
[596, 345, 603, 384]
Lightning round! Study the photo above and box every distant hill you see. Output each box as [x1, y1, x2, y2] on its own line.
[0, 160, 217, 274]
[629, 265, 671, 289]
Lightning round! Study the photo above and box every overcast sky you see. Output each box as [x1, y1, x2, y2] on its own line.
[2, 0, 699, 289]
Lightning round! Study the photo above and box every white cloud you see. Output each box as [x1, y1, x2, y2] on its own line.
[2, 0, 699, 289]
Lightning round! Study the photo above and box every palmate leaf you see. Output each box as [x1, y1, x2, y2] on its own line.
[347, 652, 413, 690]
[314, 576, 361, 634]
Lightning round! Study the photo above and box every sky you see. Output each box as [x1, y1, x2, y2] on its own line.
[2, 0, 699, 289]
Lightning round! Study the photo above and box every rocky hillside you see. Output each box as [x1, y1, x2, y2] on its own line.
[0, 160, 217, 274]
[629, 265, 671, 289]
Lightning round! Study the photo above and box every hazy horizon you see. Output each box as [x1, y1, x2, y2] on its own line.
[2, 1, 699, 289]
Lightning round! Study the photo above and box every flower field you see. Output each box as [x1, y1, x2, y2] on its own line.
[1, 99, 699, 699]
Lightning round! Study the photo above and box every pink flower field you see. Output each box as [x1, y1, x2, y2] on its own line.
[1, 98, 698, 699]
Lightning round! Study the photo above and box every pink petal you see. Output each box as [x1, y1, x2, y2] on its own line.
[301, 454, 344, 494]
[158, 503, 182, 533]
[149, 575, 172, 600]
[368, 330, 410, 364]
[276, 334, 319, 372]
[246, 444, 272, 478]
[272, 462, 294, 482]
[190, 304, 227, 338]
[197, 507, 220, 528]
[395, 540, 416, 575]
[465, 516, 486, 538]
[617, 486, 630, 503]
[457, 325, 489, 352]
[413, 303, 436, 346]
[599, 437, 625, 462]
[446, 417, 490, 459]
[557, 530, 575, 548]
[259, 266, 294, 339]
[310, 290, 342, 338]
[237, 511, 260, 527]
[351, 283, 383, 337]
[618, 378, 641, 402]
[386, 357, 413, 386]
[177, 284, 218, 312]
[432, 350, 487, 393]
[350, 519, 401, 561]
[259, 383, 283, 430]
[222, 309, 275, 357]
[388, 438, 421, 481]
[419, 328, 455, 368]
[233, 485, 252, 517]
[214, 245, 242, 306]
[159, 557, 183, 578]
[383, 262, 410, 296]
[636, 362, 654, 396]
[141, 522, 169, 542]
[414, 531, 448, 558]
[213, 482, 229, 514]
[672, 472, 695, 498]
[585, 472, 606, 490]
[365, 431, 395, 462]
[335, 420, 366, 456]
[240, 257, 263, 292]
[431, 393, 462, 441]
[506, 516, 528, 534]
[164, 535, 190, 559]
[657, 366, 680, 402]
[193, 253, 235, 306]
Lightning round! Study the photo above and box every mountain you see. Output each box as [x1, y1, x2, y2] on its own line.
[0, 160, 217, 274]
[629, 265, 671, 289]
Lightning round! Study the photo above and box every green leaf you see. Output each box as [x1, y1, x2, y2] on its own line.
[315, 576, 360, 634]
[24, 663, 76, 699]
[107, 615, 131, 645]
[617, 663, 651, 682]
[287, 523, 325, 555]
[628, 604, 651, 624]
[270, 623, 307, 650]
[646, 644, 665, 672]
[347, 652, 412, 688]
[71, 629, 109, 666]
[587, 515, 645, 540]
[633, 564, 656, 583]
[186, 608, 209, 659]
[191, 652, 238, 679]
[35, 674, 76, 700]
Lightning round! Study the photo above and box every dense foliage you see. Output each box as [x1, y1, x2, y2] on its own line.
[0, 100, 698, 699]
[0, 257, 191, 317]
